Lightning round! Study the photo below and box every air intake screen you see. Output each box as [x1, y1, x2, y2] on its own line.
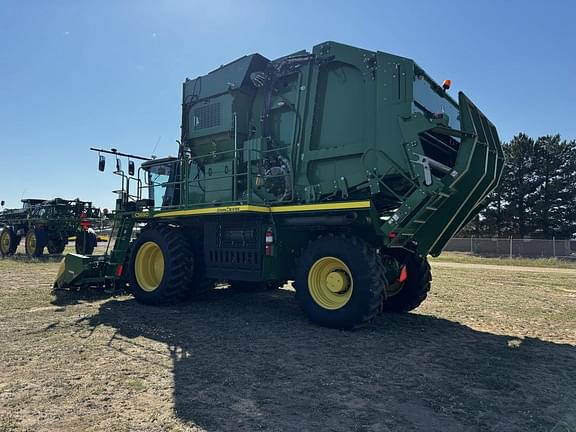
[194, 103, 220, 129]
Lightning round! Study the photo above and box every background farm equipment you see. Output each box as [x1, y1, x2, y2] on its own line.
[0, 198, 102, 257]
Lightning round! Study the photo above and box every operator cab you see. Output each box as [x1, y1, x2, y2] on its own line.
[140, 157, 179, 210]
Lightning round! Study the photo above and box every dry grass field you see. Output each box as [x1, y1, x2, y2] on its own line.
[0, 247, 575, 431]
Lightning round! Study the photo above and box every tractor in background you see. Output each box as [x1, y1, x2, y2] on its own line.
[0, 198, 101, 257]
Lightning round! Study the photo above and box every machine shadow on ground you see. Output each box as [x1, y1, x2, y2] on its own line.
[79, 288, 576, 432]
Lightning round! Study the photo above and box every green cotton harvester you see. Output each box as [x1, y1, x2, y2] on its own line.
[54, 41, 504, 329]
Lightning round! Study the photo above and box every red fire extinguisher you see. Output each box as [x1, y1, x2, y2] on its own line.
[265, 227, 274, 256]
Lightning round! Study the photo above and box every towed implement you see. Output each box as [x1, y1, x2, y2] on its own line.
[0, 198, 100, 257]
[55, 41, 504, 329]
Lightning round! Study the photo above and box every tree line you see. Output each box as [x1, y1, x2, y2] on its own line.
[459, 133, 576, 239]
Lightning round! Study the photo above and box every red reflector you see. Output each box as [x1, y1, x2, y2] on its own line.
[116, 264, 123, 277]
[388, 231, 397, 239]
[398, 265, 408, 283]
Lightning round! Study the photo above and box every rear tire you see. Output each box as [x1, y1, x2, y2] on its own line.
[25, 228, 47, 257]
[75, 229, 97, 255]
[294, 234, 386, 330]
[381, 250, 431, 313]
[0, 228, 18, 256]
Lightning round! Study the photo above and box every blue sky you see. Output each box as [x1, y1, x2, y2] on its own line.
[1, 0, 575, 209]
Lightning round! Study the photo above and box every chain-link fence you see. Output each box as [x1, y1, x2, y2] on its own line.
[445, 237, 574, 258]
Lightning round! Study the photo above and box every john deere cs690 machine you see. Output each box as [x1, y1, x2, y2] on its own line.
[55, 42, 504, 329]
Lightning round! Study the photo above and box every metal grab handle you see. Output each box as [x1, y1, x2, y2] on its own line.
[410, 153, 458, 186]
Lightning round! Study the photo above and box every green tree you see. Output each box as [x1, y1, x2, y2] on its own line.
[499, 133, 538, 237]
[530, 135, 576, 237]
[457, 133, 576, 239]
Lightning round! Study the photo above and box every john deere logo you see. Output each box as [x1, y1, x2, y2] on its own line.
[216, 207, 241, 213]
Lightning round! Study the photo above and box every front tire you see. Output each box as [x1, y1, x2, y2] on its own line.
[381, 250, 431, 313]
[0, 228, 19, 256]
[294, 235, 386, 330]
[25, 228, 47, 257]
[128, 225, 200, 305]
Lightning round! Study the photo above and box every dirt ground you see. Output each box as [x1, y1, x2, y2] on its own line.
[0, 250, 575, 432]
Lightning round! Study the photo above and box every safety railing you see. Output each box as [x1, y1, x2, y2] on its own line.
[135, 144, 295, 212]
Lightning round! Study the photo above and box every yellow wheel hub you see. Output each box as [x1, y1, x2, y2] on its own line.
[308, 257, 353, 310]
[1, 231, 10, 252]
[26, 232, 37, 253]
[135, 241, 165, 292]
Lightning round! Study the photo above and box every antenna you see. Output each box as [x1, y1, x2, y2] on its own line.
[151, 136, 162, 157]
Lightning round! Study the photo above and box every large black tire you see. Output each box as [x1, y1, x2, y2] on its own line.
[0, 228, 18, 256]
[294, 234, 386, 330]
[47, 237, 67, 254]
[128, 225, 210, 305]
[25, 228, 47, 258]
[381, 250, 431, 313]
[75, 229, 97, 255]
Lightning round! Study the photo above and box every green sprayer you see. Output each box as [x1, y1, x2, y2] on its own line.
[54, 41, 504, 329]
[1, 198, 100, 257]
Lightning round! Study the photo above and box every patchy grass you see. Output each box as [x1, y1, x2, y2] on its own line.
[0, 414, 20, 432]
[0, 255, 575, 431]
[431, 251, 576, 269]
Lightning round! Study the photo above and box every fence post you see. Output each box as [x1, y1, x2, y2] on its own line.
[509, 236, 513, 258]
[553, 236, 556, 257]
[470, 237, 473, 254]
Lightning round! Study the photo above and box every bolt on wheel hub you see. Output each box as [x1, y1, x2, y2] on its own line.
[326, 270, 351, 294]
[308, 257, 354, 310]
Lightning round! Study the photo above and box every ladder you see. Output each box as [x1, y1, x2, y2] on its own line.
[106, 213, 136, 281]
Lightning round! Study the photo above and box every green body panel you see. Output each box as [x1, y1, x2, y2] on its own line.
[54, 254, 107, 288]
[175, 41, 503, 254]
[55, 41, 504, 289]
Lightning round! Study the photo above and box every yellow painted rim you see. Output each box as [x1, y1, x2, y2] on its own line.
[308, 257, 353, 310]
[26, 231, 37, 255]
[135, 241, 165, 292]
[0, 230, 11, 253]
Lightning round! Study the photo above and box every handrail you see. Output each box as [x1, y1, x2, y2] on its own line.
[134, 144, 296, 211]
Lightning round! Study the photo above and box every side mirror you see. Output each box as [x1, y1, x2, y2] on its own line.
[98, 155, 106, 171]
[128, 160, 135, 176]
[0, 201, 4, 206]
[116, 158, 121, 172]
